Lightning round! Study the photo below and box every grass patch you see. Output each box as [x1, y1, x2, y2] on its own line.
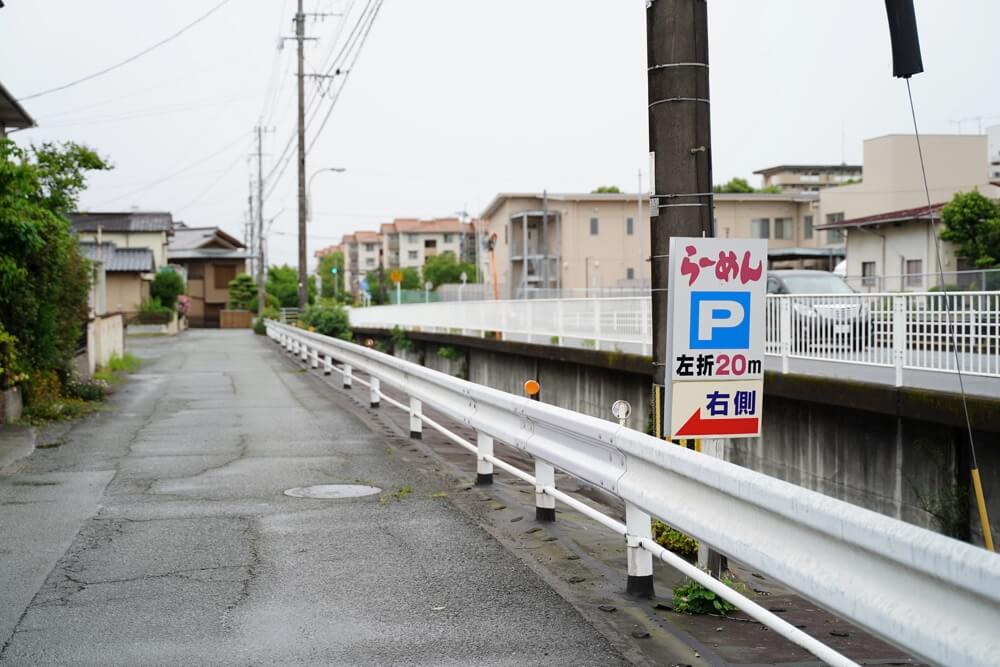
[379, 485, 412, 504]
[109, 353, 142, 373]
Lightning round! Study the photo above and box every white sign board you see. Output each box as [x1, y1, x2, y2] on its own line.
[663, 237, 767, 439]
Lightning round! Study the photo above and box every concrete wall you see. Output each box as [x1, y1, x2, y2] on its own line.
[86, 313, 125, 376]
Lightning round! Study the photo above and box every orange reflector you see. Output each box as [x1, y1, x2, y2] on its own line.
[523, 379, 540, 396]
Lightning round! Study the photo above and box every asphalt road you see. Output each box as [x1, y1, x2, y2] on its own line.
[0, 331, 626, 666]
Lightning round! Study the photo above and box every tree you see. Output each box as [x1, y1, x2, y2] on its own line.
[227, 273, 256, 310]
[150, 268, 184, 310]
[266, 264, 315, 308]
[300, 301, 351, 339]
[713, 177, 755, 193]
[592, 185, 621, 194]
[399, 267, 422, 290]
[422, 251, 477, 289]
[0, 139, 110, 377]
[940, 189, 1000, 269]
[317, 251, 345, 299]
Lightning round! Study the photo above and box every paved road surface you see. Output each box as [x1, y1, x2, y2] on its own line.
[0, 331, 626, 666]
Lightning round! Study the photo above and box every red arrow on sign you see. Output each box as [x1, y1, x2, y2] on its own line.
[676, 409, 759, 437]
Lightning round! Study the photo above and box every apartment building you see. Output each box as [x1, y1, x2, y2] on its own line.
[754, 164, 862, 193]
[381, 218, 475, 270]
[479, 191, 842, 297]
[989, 125, 1000, 180]
[817, 134, 999, 289]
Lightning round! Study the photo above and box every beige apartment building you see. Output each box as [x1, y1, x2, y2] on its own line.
[754, 164, 862, 193]
[341, 231, 382, 293]
[817, 134, 1000, 289]
[479, 191, 843, 297]
[381, 218, 475, 270]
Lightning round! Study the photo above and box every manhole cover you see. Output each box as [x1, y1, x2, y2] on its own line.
[283, 484, 382, 499]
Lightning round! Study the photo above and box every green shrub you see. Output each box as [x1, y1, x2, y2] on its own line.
[64, 377, 108, 401]
[108, 353, 141, 373]
[228, 273, 256, 310]
[0, 324, 27, 390]
[136, 298, 174, 324]
[391, 326, 412, 351]
[253, 317, 267, 336]
[673, 578, 739, 616]
[299, 301, 350, 339]
[150, 269, 184, 310]
[652, 520, 699, 561]
[437, 345, 459, 361]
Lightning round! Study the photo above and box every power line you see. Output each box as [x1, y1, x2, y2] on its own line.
[22, 0, 236, 101]
[175, 151, 248, 213]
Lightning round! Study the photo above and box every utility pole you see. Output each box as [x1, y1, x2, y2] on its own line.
[295, 0, 309, 309]
[637, 169, 645, 290]
[646, 0, 717, 586]
[255, 125, 267, 316]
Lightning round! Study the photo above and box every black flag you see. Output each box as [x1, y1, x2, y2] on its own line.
[885, 0, 924, 78]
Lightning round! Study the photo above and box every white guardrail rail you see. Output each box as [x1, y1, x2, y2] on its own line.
[346, 292, 1000, 383]
[267, 320, 1000, 667]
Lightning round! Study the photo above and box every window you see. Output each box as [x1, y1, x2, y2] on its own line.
[424, 239, 436, 249]
[364, 243, 375, 252]
[751, 218, 770, 239]
[213, 264, 236, 289]
[365, 257, 375, 268]
[774, 218, 793, 240]
[626, 218, 634, 235]
[803, 215, 814, 239]
[407, 234, 417, 243]
[905, 259, 923, 287]
[862, 261, 877, 287]
[626, 268, 635, 280]
[444, 234, 453, 243]
[590, 217, 599, 235]
[407, 250, 418, 260]
[826, 228, 845, 244]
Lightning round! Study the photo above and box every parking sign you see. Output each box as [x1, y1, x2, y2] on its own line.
[664, 238, 767, 439]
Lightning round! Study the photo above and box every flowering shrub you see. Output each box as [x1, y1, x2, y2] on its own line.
[176, 294, 191, 317]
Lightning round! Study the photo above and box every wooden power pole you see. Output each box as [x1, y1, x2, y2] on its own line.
[255, 125, 267, 316]
[295, 0, 309, 309]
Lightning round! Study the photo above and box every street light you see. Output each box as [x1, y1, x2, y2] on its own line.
[307, 167, 346, 224]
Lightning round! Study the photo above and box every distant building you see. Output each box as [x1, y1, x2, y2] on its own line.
[0, 81, 34, 138]
[70, 211, 174, 270]
[817, 134, 1000, 290]
[753, 164, 862, 193]
[380, 218, 475, 271]
[168, 226, 249, 328]
[78, 242, 155, 317]
[988, 125, 1000, 181]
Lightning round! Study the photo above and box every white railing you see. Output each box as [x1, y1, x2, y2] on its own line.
[348, 292, 1000, 382]
[266, 321, 1000, 667]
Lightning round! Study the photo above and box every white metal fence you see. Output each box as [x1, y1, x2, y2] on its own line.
[348, 292, 1000, 383]
[266, 321, 1000, 667]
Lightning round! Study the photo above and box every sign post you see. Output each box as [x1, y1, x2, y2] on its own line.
[663, 238, 766, 440]
[390, 269, 403, 305]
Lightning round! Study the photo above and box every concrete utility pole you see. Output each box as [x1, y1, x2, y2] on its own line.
[645, 0, 717, 588]
[255, 125, 267, 316]
[647, 0, 714, 416]
[295, 0, 309, 309]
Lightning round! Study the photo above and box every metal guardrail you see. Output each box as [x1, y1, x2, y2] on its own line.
[267, 320, 1000, 667]
[347, 292, 1000, 383]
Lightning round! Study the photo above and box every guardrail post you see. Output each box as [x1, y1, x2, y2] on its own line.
[534, 459, 556, 522]
[780, 298, 791, 374]
[409, 397, 422, 439]
[893, 295, 905, 387]
[287, 338, 294, 354]
[300, 342, 309, 364]
[343, 365, 353, 389]
[625, 502, 655, 599]
[594, 299, 601, 351]
[310, 347, 319, 369]
[476, 432, 494, 485]
[556, 300, 564, 346]
[323, 354, 333, 375]
[369, 376, 380, 409]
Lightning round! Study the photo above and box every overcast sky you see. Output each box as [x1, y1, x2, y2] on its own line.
[3, 0, 999, 267]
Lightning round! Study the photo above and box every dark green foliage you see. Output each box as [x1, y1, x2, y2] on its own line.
[317, 251, 345, 299]
[422, 251, 477, 288]
[673, 579, 739, 616]
[0, 139, 110, 376]
[150, 269, 184, 310]
[267, 264, 316, 307]
[136, 297, 173, 323]
[652, 520, 699, 560]
[390, 325, 412, 351]
[713, 177, 780, 194]
[592, 185, 621, 193]
[940, 189, 1000, 268]
[299, 301, 351, 339]
[227, 273, 256, 310]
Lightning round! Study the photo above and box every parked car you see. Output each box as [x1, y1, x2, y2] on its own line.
[766, 270, 870, 350]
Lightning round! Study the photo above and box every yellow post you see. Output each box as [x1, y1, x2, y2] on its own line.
[971, 468, 995, 552]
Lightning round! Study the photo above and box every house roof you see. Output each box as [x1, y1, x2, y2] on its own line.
[480, 193, 649, 220]
[355, 230, 381, 242]
[169, 226, 244, 251]
[0, 81, 34, 131]
[753, 164, 862, 176]
[393, 217, 468, 233]
[79, 242, 155, 273]
[379, 222, 397, 234]
[167, 248, 251, 261]
[314, 244, 342, 258]
[814, 203, 945, 230]
[70, 211, 174, 234]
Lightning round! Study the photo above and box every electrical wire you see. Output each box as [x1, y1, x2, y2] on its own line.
[22, 0, 236, 101]
[905, 79, 992, 551]
[174, 150, 249, 213]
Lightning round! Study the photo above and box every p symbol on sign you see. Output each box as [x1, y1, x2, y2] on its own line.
[690, 292, 751, 349]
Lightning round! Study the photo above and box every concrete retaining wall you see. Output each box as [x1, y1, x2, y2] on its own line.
[86, 313, 125, 376]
